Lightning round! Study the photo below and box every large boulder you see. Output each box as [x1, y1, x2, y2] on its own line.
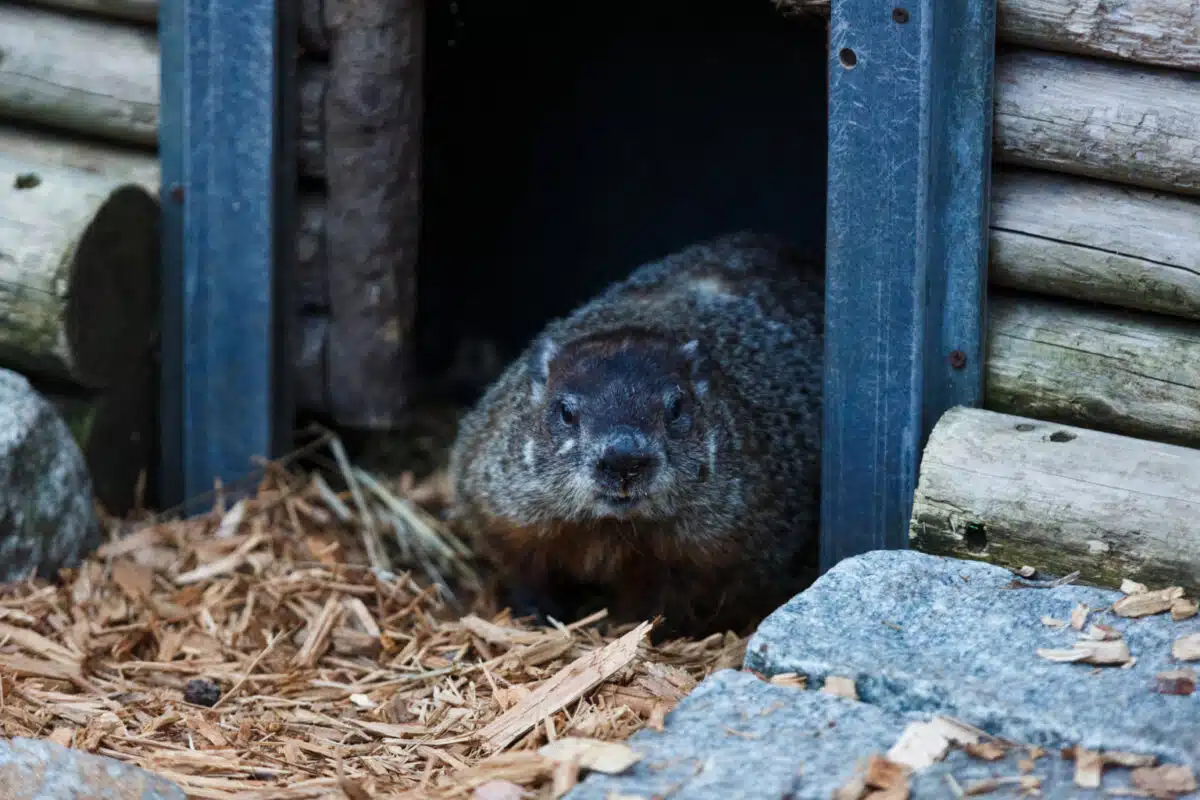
[569, 550, 1200, 798]
[0, 369, 100, 581]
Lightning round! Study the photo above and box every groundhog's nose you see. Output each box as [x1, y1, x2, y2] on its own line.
[596, 439, 658, 489]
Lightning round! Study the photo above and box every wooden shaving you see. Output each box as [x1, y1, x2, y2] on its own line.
[1036, 639, 1131, 666]
[0, 459, 741, 799]
[963, 742, 1006, 761]
[1073, 747, 1104, 788]
[1172, 633, 1200, 662]
[768, 672, 807, 689]
[1120, 580, 1149, 596]
[1069, 603, 1089, 630]
[1112, 587, 1185, 618]
[1131, 764, 1198, 796]
[537, 738, 642, 774]
[821, 675, 859, 701]
[1152, 669, 1196, 696]
[1171, 598, 1199, 622]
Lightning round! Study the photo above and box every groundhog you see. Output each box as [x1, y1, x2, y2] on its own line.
[447, 231, 823, 638]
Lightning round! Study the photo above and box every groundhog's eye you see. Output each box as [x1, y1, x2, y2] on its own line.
[558, 400, 578, 426]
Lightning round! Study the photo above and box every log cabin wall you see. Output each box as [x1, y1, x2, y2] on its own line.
[784, 0, 1200, 452]
[0, 0, 161, 514]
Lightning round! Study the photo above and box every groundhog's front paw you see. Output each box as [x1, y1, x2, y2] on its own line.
[502, 584, 567, 624]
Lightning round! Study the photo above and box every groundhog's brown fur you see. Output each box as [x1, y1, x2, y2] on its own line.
[448, 232, 823, 638]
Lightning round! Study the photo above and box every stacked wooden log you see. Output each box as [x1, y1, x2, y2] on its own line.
[296, 0, 424, 429]
[782, 0, 1200, 450]
[781, 0, 1200, 586]
[0, 1, 161, 514]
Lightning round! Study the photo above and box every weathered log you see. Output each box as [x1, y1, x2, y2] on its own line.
[0, 156, 159, 389]
[298, 62, 327, 181]
[295, 313, 329, 416]
[986, 293, 1200, 449]
[910, 406, 1200, 594]
[297, 193, 329, 311]
[300, 0, 329, 57]
[773, 0, 1200, 71]
[0, 124, 160, 192]
[18, 0, 156, 24]
[994, 48, 1200, 196]
[990, 167, 1200, 321]
[40, 357, 157, 516]
[0, 4, 159, 148]
[323, 0, 424, 427]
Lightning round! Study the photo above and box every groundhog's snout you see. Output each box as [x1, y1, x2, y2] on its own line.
[593, 434, 660, 496]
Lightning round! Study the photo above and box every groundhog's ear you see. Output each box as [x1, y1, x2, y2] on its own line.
[679, 339, 710, 395]
[526, 334, 559, 402]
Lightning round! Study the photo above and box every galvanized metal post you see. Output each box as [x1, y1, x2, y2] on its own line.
[159, 0, 297, 510]
[820, 0, 997, 570]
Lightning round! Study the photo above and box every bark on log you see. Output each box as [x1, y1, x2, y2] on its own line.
[323, 0, 424, 427]
[994, 48, 1200, 197]
[300, 0, 330, 57]
[986, 293, 1200, 449]
[0, 4, 159, 148]
[990, 167, 1200, 321]
[40, 358, 157, 517]
[0, 124, 160, 192]
[0, 156, 159, 389]
[18, 0, 156, 24]
[910, 406, 1200, 595]
[298, 62, 327, 181]
[773, 0, 1200, 71]
[295, 313, 329, 416]
[297, 193, 329, 311]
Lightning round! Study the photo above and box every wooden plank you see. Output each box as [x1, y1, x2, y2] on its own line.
[994, 48, 1200, 197]
[0, 155, 159, 389]
[0, 3, 158, 148]
[990, 167, 1200, 321]
[773, 0, 1200, 71]
[323, 0, 424, 428]
[911, 406, 1200, 594]
[821, 0, 997, 570]
[18, 0, 156, 24]
[158, 0, 296, 507]
[986, 292, 1200, 449]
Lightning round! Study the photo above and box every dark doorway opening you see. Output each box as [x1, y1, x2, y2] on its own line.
[416, 0, 829, 392]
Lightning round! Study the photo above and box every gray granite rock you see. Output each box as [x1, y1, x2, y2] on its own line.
[568, 670, 1191, 799]
[744, 549, 1200, 766]
[0, 369, 100, 582]
[0, 736, 186, 799]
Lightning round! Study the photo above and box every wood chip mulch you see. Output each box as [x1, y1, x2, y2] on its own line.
[0, 453, 746, 799]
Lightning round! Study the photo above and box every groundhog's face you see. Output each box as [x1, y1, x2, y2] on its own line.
[525, 330, 715, 521]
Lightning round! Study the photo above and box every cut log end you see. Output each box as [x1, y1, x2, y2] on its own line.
[0, 158, 160, 389]
[65, 184, 160, 387]
[911, 407, 1200, 594]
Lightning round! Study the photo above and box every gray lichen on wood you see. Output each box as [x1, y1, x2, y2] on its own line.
[0, 156, 159, 388]
[990, 167, 1200, 321]
[911, 406, 1200, 594]
[0, 3, 159, 148]
[986, 293, 1200, 449]
[994, 48, 1200, 196]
